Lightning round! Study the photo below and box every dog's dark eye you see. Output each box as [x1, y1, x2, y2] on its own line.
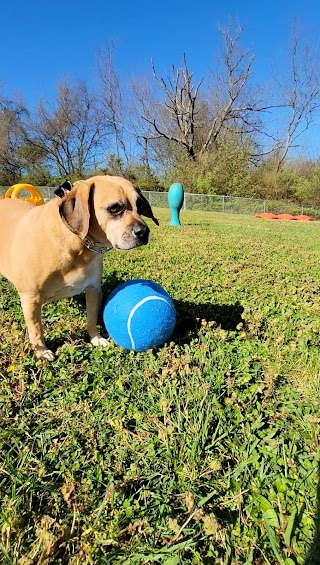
[108, 203, 125, 216]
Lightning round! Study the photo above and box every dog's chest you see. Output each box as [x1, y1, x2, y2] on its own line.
[48, 280, 88, 301]
[44, 263, 100, 302]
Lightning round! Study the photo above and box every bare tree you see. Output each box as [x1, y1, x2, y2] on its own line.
[0, 95, 33, 183]
[142, 23, 270, 163]
[97, 45, 129, 165]
[146, 53, 203, 160]
[273, 25, 320, 172]
[128, 75, 158, 168]
[31, 79, 108, 177]
[203, 23, 263, 153]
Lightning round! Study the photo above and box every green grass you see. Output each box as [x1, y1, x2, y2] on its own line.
[0, 209, 320, 564]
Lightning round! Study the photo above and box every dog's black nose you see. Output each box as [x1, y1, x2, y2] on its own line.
[132, 222, 150, 243]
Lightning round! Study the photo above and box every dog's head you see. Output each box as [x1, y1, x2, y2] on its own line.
[58, 175, 159, 250]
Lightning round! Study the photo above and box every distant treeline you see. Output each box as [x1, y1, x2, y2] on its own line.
[2, 21, 320, 205]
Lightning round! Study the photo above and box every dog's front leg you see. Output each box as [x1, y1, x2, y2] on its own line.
[85, 285, 109, 347]
[19, 293, 55, 361]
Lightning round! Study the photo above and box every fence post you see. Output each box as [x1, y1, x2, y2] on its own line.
[301, 204, 304, 215]
[264, 200, 266, 213]
[222, 195, 225, 212]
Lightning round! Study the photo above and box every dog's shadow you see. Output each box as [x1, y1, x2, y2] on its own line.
[99, 280, 244, 343]
[52, 272, 244, 350]
[173, 299, 244, 344]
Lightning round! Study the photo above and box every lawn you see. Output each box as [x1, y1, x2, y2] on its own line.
[0, 209, 319, 564]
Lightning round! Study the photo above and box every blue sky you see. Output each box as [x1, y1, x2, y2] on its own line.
[1, 0, 320, 152]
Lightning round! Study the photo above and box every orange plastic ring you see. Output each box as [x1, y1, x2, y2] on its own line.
[5, 183, 44, 206]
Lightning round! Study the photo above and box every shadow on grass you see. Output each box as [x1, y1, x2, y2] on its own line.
[172, 299, 244, 344]
[305, 462, 320, 565]
[74, 274, 244, 343]
[43, 270, 244, 353]
[48, 295, 243, 352]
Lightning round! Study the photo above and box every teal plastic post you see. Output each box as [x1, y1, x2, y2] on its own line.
[168, 183, 184, 226]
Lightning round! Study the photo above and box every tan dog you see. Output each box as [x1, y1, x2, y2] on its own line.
[0, 175, 158, 360]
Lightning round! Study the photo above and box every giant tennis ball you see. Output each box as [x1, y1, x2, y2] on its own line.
[103, 279, 176, 351]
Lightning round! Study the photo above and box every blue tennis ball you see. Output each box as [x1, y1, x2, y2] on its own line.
[103, 279, 176, 351]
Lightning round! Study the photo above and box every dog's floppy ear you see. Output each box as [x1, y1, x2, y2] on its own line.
[59, 181, 94, 239]
[135, 187, 159, 225]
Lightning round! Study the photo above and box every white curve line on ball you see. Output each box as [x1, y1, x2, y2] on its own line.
[127, 295, 173, 350]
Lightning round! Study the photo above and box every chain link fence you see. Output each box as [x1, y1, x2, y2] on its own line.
[1, 186, 320, 218]
[143, 191, 320, 219]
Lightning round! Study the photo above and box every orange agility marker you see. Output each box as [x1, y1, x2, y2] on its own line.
[255, 212, 279, 220]
[4, 183, 45, 206]
[255, 212, 317, 221]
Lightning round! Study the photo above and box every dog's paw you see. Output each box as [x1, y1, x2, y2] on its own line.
[90, 335, 110, 347]
[35, 347, 56, 361]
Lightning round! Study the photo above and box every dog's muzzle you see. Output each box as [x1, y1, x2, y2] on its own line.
[132, 222, 150, 244]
